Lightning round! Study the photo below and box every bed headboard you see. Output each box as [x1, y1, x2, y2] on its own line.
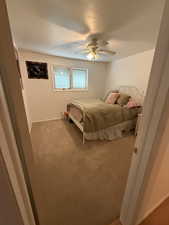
[118, 86, 144, 105]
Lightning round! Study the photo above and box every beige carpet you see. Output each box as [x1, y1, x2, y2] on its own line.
[29, 119, 135, 225]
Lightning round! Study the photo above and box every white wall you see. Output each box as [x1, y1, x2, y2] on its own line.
[105, 49, 155, 96]
[137, 114, 169, 223]
[18, 50, 107, 122]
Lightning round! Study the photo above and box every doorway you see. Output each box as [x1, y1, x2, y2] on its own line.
[0, 0, 167, 225]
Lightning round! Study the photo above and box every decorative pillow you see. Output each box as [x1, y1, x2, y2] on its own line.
[103, 89, 119, 102]
[117, 93, 130, 106]
[105, 92, 120, 104]
[124, 98, 140, 108]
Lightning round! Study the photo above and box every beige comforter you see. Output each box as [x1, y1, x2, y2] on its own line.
[67, 98, 140, 132]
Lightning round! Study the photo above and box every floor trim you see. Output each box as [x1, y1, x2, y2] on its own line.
[32, 117, 62, 124]
[137, 193, 169, 225]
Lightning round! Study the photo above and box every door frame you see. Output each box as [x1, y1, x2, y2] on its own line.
[0, 0, 39, 225]
[0, 77, 35, 225]
[1, 0, 169, 225]
[121, 0, 169, 224]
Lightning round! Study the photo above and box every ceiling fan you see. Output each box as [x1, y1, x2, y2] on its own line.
[83, 38, 116, 61]
[51, 34, 116, 61]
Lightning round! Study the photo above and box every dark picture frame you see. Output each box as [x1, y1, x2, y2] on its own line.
[26, 61, 48, 79]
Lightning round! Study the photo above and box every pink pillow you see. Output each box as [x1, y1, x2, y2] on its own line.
[125, 98, 140, 108]
[105, 92, 120, 104]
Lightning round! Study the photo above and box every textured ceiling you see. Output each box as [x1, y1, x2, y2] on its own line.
[6, 0, 165, 62]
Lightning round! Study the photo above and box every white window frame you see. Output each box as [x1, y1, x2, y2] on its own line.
[52, 65, 88, 92]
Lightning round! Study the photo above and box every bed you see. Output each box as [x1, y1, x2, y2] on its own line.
[67, 86, 143, 143]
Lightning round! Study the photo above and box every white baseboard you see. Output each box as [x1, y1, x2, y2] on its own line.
[137, 193, 169, 225]
[32, 117, 62, 124]
[29, 122, 32, 133]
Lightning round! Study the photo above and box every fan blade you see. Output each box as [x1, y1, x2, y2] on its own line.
[51, 40, 87, 51]
[99, 49, 116, 55]
[74, 49, 91, 55]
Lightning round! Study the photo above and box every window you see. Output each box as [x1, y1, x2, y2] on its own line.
[72, 69, 87, 89]
[53, 66, 88, 90]
[54, 68, 70, 89]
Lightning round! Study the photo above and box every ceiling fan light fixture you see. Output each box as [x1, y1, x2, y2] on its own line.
[87, 52, 94, 60]
[87, 51, 99, 61]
